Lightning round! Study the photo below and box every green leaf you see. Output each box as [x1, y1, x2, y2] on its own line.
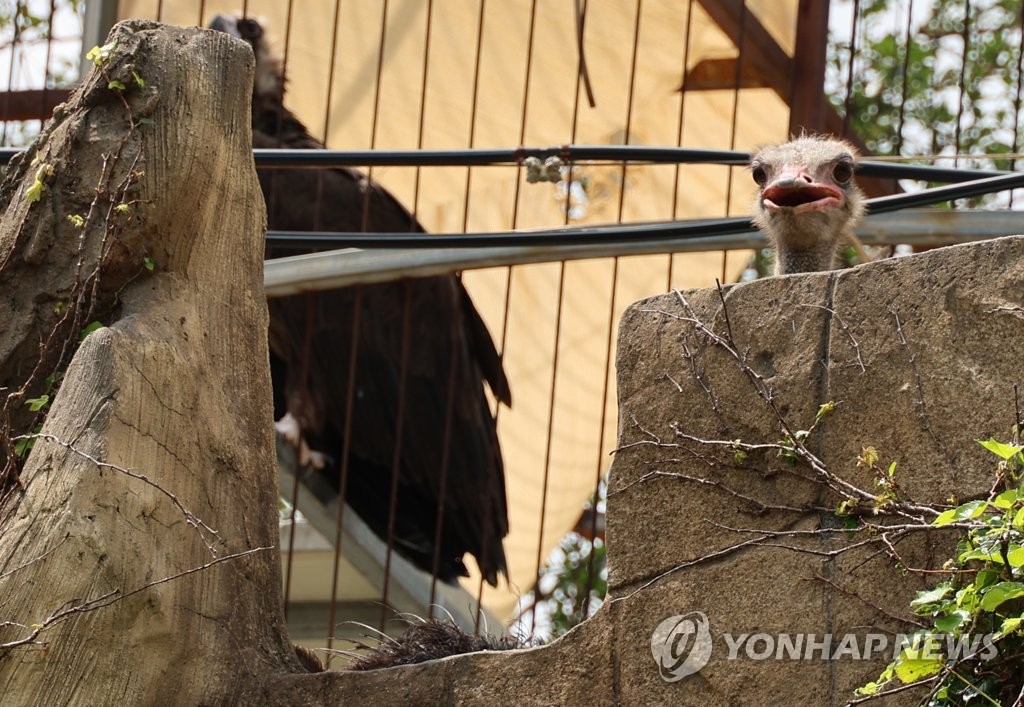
[79, 321, 103, 341]
[86, 41, 117, 67]
[14, 436, 32, 457]
[974, 570, 999, 591]
[25, 394, 49, 412]
[132, 70, 145, 88]
[893, 656, 944, 682]
[978, 438, 1024, 460]
[959, 547, 1003, 564]
[26, 179, 44, 203]
[854, 681, 880, 696]
[996, 616, 1023, 638]
[858, 446, 880, 468]
[979, 581, 1024, 611]
[934, 611, 967, 632]
[816, 401, 836, 421]
[993, 489, 1020, 509]
[143, 256, 155, 272]
[1014, 507, 1024, 530]
[108, 79, 126, 91]
[1008, 545, 1024, 568]
[934, 500, 988, 526]
[912, 585, 952, 607]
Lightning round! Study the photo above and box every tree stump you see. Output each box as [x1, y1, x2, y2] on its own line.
[0, 21, 301, 704]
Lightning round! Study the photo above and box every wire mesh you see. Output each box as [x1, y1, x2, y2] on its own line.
[1, 0, 1023, 666]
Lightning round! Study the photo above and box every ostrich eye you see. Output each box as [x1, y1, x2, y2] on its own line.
[237, 18, 263, 41]
[751, 164, 767, 186]
[832, 158, 854, 184]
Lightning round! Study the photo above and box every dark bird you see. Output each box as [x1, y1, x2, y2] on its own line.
[750, 135, 867, 275]
[209, 15, 511, 585]
[348, 617, 522, 671]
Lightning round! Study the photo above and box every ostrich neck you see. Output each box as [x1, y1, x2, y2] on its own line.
[773, 228, 850, 275]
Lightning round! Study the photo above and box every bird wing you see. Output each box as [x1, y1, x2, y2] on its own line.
[259, 131, 509, 583]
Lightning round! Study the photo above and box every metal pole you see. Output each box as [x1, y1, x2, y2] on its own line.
[80, 0, 120, 79]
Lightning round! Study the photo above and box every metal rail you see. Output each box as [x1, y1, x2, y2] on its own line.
[0, 144, 1013, 183]
[264, 209, 1024, 296]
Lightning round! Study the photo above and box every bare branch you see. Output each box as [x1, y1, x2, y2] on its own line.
[0, 546, 271, 650]
[17, 433, 224, 555]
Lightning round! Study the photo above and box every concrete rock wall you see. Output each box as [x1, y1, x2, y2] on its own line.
[605, 235, 1022, 705]
[270, 236, 1022, 706]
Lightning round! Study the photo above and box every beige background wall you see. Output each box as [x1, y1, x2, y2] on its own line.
[117, 0, 795, 621]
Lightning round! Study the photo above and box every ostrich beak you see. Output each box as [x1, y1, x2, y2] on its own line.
[761, 166, 844, 215]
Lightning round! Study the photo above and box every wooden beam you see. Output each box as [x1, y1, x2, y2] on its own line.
[694, 0, 791, 97]
[684, 57, 771, 91]
[788, 0, 829, 135]
[691, 0, 898, 197]
[0, 89, 72, 122]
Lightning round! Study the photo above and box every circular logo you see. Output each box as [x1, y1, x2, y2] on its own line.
[650, 612, 713, 682]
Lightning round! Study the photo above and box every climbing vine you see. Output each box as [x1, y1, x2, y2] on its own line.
[855, 437, 1024, 704]
[0, 40, 152, 496]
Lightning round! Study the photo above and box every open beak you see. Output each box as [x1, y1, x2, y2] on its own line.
[761, 166, 844, 214]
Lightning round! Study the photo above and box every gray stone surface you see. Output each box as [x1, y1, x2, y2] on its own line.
[257, 236, 1021, 705]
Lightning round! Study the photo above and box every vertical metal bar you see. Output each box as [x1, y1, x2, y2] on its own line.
[310, 0, 344, 232]
[2, 0, 25, 146]
[361, 0, 391, 233]
[460, 0, 488, 232]
[324, 285, 363, 667]
[583, 0, 643, 623]
[582, 255, 619, 622]
[41, 0, 56, 128]
[841, 0, 861, 138]
[509, 0, 539, 231]
[410, 0, 435, 229]
[529, 0, 588, 639]
[280, 0, 297, 111]
[953, 0, 970, 171]
[475, 0, 538, 633]
[380, 280, 414, 630]
[428, 323, 460, 612]
[721, 0, 747, 281]
[282, 462, 301, 621]
[530, 260, 567, 639]
[895, 0, 915, 154]
[80, 0, 118, 75]
[264, 0, 297, 227]
[429, 0, 490, 620]
[1009, 3, 1024, 208]
[321, 0, 349, 134]
[283, 294, 319, 619]
[668, 0, 696, 290]
[614, 0, 643, 223]
[572, 0, 596, 107]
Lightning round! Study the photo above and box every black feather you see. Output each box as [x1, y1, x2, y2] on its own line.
[211, 15, 510, 585]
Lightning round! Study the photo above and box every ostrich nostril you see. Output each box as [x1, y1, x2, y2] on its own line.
[775, 174, 812, 189]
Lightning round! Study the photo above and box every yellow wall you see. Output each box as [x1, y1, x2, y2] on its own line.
[118, 0, 793, 621]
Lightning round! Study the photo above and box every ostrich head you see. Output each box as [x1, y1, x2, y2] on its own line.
[750, 135, 866, 275]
